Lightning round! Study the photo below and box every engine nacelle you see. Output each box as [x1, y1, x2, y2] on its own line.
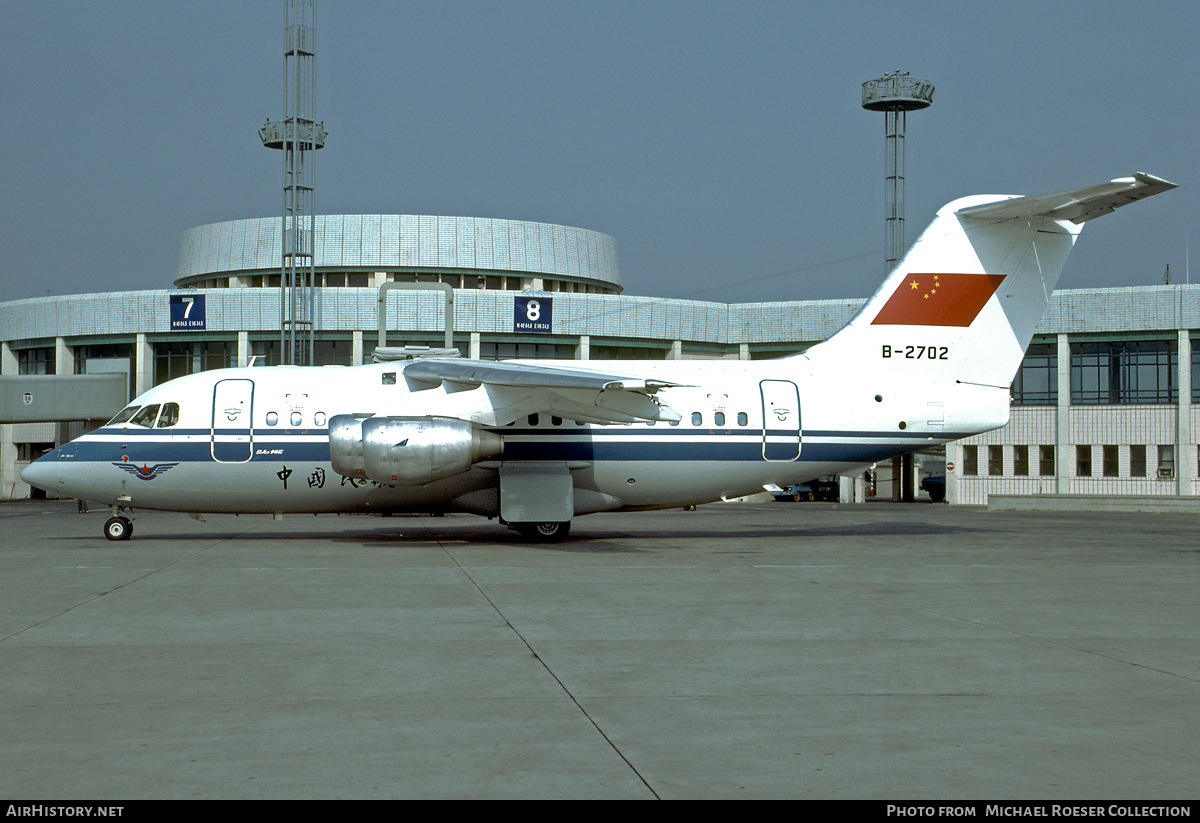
[328, 414, 503, 486]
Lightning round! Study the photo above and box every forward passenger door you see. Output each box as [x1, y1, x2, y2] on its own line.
[211, 378, 254, 463]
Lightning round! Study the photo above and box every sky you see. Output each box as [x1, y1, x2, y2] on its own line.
[2, 0, 1197, 306]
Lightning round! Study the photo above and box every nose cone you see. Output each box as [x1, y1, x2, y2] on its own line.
[20, 451, 58, 492]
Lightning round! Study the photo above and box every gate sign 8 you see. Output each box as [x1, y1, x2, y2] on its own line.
[170, 294, 206, 330]
[514, 296, 552, 333]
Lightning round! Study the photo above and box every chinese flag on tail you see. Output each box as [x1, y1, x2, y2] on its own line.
[871, 273, 1006, 327]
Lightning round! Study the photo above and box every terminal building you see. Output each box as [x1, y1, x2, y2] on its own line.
[2, 213, 1198, 503]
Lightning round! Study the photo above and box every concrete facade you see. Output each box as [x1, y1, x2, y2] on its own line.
[950, 286, 1200, 504]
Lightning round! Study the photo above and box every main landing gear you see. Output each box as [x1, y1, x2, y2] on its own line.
[512, 521, 571, 542]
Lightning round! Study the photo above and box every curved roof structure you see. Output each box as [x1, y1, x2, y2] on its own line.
[175, 215, 622, 294]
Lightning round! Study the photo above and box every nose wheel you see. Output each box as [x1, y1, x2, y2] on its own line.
[104, 516, 133, 541]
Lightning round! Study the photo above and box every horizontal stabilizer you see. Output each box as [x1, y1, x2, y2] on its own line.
[957, 173, 1177, 224]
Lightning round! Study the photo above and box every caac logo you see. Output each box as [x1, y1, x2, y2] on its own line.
[113, 462, 179, 481]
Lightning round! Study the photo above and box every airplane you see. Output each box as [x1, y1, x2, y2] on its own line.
[22, 173, 1177, 542]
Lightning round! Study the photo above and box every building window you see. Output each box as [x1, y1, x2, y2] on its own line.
[1014, 445, 1029, 476]
[1076, 445, 1092, 477]
[75, 343, 132, 372]
[1158, 445, 1175, 479]
[313, 340, 353, 366]
[155, 340, 234, 386]
[479, 342, 574, 360]
[988, 445, 1003, 476]
[1193, 342, 1200, 403]
[1039, 445, 1055, 476]
[1011, 343, 1057, 405]
[1070, 340, 1177, 404]
[1103, 445, 1119, 477]
[250, 340, 280, 367]
[1130, 445, 1146, 477]
[17, 442, 56, 462]
[590, 344, 668, 360]
[17, 348, 54, 375]
[962, 445, 978, 476]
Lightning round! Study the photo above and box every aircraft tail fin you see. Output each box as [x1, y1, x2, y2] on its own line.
[808, 173, 1177, 389]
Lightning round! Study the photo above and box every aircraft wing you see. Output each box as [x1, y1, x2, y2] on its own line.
[957, 172, 1178, 224]
[401, 358, 686, 425]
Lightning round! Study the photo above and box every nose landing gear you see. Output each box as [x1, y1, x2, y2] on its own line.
[104, 513, 133, 541]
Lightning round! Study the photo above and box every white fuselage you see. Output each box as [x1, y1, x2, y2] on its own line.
[27, 355, 1008, 517]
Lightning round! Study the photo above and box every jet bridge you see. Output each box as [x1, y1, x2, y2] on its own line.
[0, 374, 128, 423]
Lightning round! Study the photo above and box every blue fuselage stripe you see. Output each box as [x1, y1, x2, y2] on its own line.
[64, 424, 952, 466]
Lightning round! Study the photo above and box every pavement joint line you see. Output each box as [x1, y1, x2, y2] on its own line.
[418, 517, 663, 800]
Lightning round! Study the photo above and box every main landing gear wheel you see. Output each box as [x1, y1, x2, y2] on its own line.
[104, 516, 133, 541]
[514, 521, 571, 542]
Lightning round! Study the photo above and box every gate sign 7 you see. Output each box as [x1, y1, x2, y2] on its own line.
[170, 294, 206, 330]
[514, 296, 552, 333]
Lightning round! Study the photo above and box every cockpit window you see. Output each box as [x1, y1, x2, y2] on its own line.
[108, 405, 140, 426]
[129, 404, 161, 428]
[156, 403, 180, 428]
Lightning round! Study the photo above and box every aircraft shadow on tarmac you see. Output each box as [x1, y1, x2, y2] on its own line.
[44, 514, 986, 552]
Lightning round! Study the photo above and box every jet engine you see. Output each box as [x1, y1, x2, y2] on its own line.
[328, 414, 503, 486]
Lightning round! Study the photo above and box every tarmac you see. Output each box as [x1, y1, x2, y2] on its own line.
[1, 499, 1195, 800]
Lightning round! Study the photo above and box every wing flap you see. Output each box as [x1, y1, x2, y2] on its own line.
[403, 358, 681, 393]
[402, 358, 684, 425]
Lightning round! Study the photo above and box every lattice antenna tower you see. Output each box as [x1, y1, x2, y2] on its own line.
[862, 72, 934, 274]
[259, 0, 327, 365]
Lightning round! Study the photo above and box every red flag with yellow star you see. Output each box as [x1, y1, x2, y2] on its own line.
[870, 273, 1006, 327]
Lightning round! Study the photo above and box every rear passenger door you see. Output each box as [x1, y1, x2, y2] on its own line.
[760, 379, 801, 461]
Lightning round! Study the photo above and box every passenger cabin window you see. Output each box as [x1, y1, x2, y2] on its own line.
[266, 412, 279, 426]
[290, 411, 303, 427]
[314, 412, 327, 426]
[714, 412, 726, 427]
[129, 404, 161, 428]
[737, 412, 748, 426]
[691, 412, 702, 426]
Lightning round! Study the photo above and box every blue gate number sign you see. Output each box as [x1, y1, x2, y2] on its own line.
[170, 294, 206, 330]
[514, 296, 552, 333]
